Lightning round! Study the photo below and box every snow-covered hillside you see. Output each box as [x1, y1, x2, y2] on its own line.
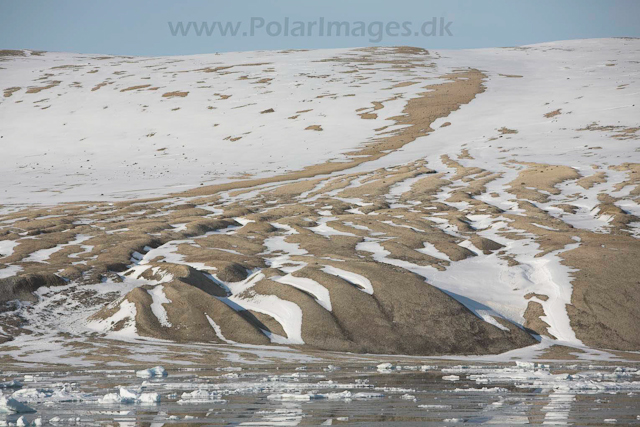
[0, 47, 438, 204]
[0, 39, 639, 365]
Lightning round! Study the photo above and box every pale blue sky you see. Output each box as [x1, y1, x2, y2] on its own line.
[1, 0, 638, 55]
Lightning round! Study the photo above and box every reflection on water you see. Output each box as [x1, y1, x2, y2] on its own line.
[1, 361, 639, 425]
[542, 389, 575, 425]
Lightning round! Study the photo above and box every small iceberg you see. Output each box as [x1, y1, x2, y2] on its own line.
[135, 366, 168, 379]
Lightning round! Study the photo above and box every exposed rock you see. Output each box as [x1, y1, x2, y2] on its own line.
[0, 273, 66, 303]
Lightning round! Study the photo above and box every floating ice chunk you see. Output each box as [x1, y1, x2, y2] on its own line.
[377, 363, 398, 373]
[99, 389, 134, 405]
[267, 391, 381, 402]
[515, 361, 536, 370]
[353, 392, 384, 399]
[0, 392, 36, 414]
[323, 391, 381, 400]
[139, 392, 161, 404]
[267, 393, 324, 401]
[11, 389, 48, 402]
[217, 366, 242, 372]
[220, 372, 239, 379]
[320, 391, 352, 400]
[178, 390, 226, 404]
[376, 386, 415, 393]
[50, 385, 88, 403]
[11, 385, 87, 404]
[419, 404, 452, 409]
[548, 380, 640, 392]
[454, 387, 508, 393]
[0, 380, 21, 389]
[98, 387, 159, 404]
[442, 375, 460, 381]
[136, 366, 168, 378]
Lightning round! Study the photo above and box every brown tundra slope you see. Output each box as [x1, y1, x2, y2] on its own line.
[1, 39, 639, 363]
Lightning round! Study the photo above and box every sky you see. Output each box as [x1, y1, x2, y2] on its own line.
[1, 0, 639, 56]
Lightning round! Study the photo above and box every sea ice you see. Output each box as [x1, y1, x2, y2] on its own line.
[0, 392, 35, 414]
[136, 366, 168, 378]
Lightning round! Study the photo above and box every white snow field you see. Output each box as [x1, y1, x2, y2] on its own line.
[0, 39, 637, 207]
[0, 46, 437, 204]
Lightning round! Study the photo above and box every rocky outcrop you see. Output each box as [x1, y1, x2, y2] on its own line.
[0, 273, 66, 303]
